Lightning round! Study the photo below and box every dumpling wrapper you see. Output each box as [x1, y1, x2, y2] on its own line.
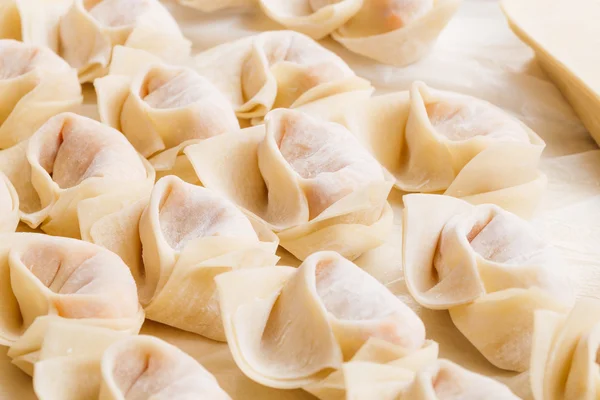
[95, 46, 239, 182]
[403, 194, 574, 372]
[530, 298, 600, 400]
[341, 81, 546, 218]
[0, 173, 19, 233]
[215, 251, 426, 389]
[0, 39, 82, 149]
[8, 0, 191, 83]
[136, 175, 279, 341]
[185, 108, 394, 261]
[0, 112, 155, 239]
[0, 233, 143, 374]
[31, 321, 231, 400]
[193, 30, 372, 120]
[175, 0, 254, 12]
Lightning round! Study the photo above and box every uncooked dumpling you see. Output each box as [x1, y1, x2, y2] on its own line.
[193, 30, 371, 120]
[0, 39, 81, 149]
[530, 298, 600, 400]
[0, 233, 143, 374]
[403, 194, 574, 372]
[258, 0, 461, 66]
[185, 108, 394, 260]
[32, 322, 231, 399]
[96, 46, 239, 181]
[0, 173, 18, 233]
[176, 0, 254, 11]
[341, 81, 546, 217]
[216, 251, 426, 389]
[5, 0, 191, 83]
[0, 112, 154, 238]
[136, 175, 279, 341]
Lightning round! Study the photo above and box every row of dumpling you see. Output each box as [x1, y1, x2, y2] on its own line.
[175, 0, 462, 67]
[0, 226, 596, 400]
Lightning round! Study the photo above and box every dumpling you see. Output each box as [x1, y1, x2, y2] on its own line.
[530, 299, 600, 400]
[4, 0, 191, 83]
[403, 194, 574, 372]
[0, 233, 143, 373]
[215, 251, 426, 389]
[175, 0, 254, 12]
[0, 173, 19, 233]
[0, 40, 81, 149]
[0, 112, 155, 238]
[95, 46, 239, 182]
[307, 339, 519, 400]
[185, 108, 394, 260]
[258, 0, 461, 66]
[31, 321, 231, 399]
[193, 30, 371, 120]
[135, 175, 278, 341]
[341, 81, 546, 217]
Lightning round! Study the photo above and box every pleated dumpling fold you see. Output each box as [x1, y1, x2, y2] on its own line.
[259, 0, 461, 66]
[342, 81, 546, 217]
[0, 112, 155, 238]
[0, 173, 19, 232]
[185, 108, 394, 260]
[131, 175, 279, 341]
[0, 40, 82, 149]
[215, 251, 426, 389]
[3, 0, 191, 83]
[306, 339, 519, 400]
[193, 31, 372, 120]
[32, 322, 231, 400]
[530, 298, 600, 400]
[95, 46, 239, 182]
[0, 233, 143, 373]
[403, 194, 574, 372]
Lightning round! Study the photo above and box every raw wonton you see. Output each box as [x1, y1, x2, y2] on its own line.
[341, 81, 546, 217]
[31, 321, 231, 399]
[0, 233, 143, 374]
[0, 39, 81, 149]
[0, 173, 19, 233]
[185, 108, 394, 260]
[95, 46, 239, 182]
[176, 0, 254, 12]
[3, 0, 191, 83]
[135, 175, 279, 341]
[259, 0, 461, 66]
[193, 30, 371, 120]
[0, 112, 155, 238]
[306, 339, 519, 399]
[215, 251, 426, 389]
[403, 194, 574, 372]
[530, 298, 600, 400]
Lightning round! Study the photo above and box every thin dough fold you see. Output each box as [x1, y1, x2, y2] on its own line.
[215, 251, 426, 389]
[0, 172, 19, 233]
[185, 108, 394, 260]
[341, 81, 547, 217]
[0, 39, 82, 149]
[31, 321, 231, 400]
[403, 194, 574, 372]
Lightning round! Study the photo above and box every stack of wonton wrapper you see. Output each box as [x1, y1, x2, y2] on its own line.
[2, 0, 600, 399]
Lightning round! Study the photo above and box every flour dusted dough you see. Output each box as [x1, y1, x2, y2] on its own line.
[0, 173, 18, 233]
[135, 175, 279, 341]
[341, 81, 546, 217]
[403, 194, 574, 372]
[216, 251, 426, 389]
[185, 108, 394, 260]
[96, 46, 239, 181]
[0, 233, 143, 374]
[6, 0, 191, 83]
[0, 40, 81, 149]
[0, 112, 154, 238]
[193, 31, 371, 120]
[258, 0, 461, 66]
[31, 322, 231, 400]
[530, 299, 600, 400]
